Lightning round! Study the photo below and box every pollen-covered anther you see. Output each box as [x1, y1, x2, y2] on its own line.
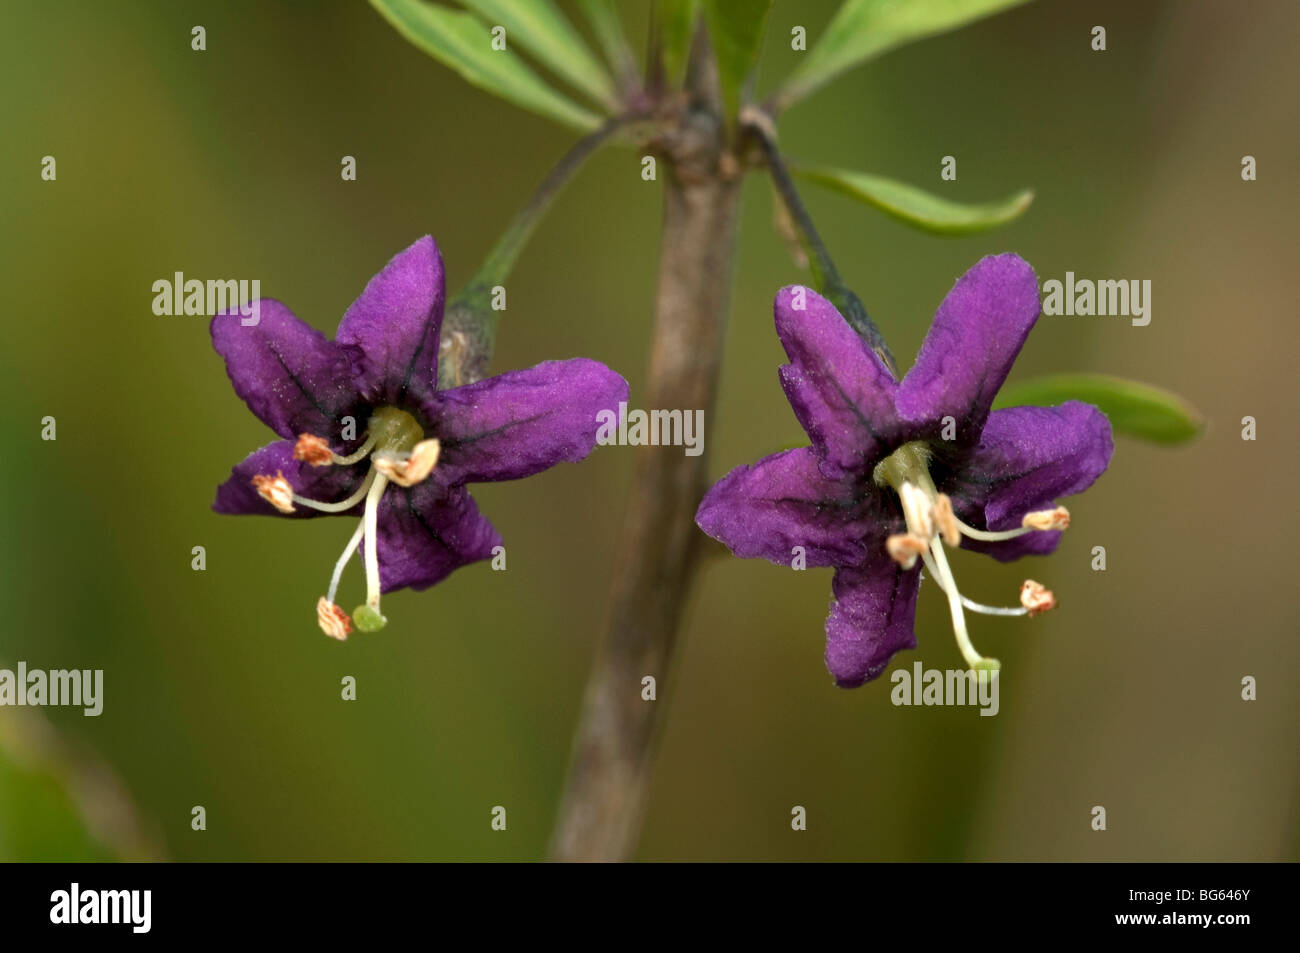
[1022, 506, 1070, 532]
[316, 597, 352, 640]
[932, 493, 961, 547]
[886, 533, 929, 570]
[1020, 579, 1057, 616]
[372, 438, 441, 488]
[294, 433, 334, 467]
[251, 470, 296, 514]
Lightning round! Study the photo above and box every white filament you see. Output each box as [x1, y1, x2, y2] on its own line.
[363, 473, 389, 608]
[925, 536, 987, 669]
[331, 432, 378, 466]
[293, 468, 377, 513]
[953, 515, 1030, 542]
[920, 550, 1028, 617]
[326, 518, 367, 605]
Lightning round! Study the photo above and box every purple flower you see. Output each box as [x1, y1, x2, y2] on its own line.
[211, 236, 628, 639]
[695, 254, 1113, 687]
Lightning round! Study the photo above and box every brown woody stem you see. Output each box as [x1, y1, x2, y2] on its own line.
[549, 31, 740, 862]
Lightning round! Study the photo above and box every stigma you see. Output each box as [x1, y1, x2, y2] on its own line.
[875, 441, 1063, 672]
[253, 407, 437, 639]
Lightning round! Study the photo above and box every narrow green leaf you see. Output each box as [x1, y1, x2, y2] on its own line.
[703, 0, 773, 119]
[778, 0, 1033, 107]
[994, 374, 1205, 445]
[795, 164, 1033, 235]
[0, 738, 112, 861]
[458, 0, 619, 109]
[578, 0, 638, 81]
[0, 707, 163, 861]
[656, 0, 700, 87]
[370, 0, 602, 132]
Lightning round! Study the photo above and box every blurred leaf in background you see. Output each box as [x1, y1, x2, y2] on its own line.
[995, 373, 1206, 445]
[655, 0, 701, 87]
[578, 0, 640, 83]
[0, 706, 163, 862]
[796, 163, 1034, 234]
[457, 0, 620, 109]
[774, 0, 1034, 108]
[370, 0, 606, 130]
[703, 0, 774, 119]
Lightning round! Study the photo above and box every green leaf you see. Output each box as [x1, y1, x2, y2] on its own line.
[994, 374, 1205, 445]
[578, 0, 638, 80]
[656, 0, 700, 87]
[0, 708, 161, 861]
[795, 164, 1033, 235]
[703, 0, 773, 119]
[458, 0, 619, 109]
[370, 0, 602, 132]
[778, 0, 1033, 107]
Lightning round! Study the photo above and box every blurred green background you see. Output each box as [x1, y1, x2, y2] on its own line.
[1, 0, 1296, 861]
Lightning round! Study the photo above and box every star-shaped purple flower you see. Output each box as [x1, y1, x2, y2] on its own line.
[695, 254, 1113, 686]
[211, 235, 628, 639]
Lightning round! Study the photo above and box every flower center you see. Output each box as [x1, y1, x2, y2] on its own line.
[873, 441, 1066, 672]
[367, 406, 426, 456]
[251, 406, 441, 640]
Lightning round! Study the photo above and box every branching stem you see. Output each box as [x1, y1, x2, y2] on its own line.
[438, 116, 631, 385]
[741, 108, 898, 376]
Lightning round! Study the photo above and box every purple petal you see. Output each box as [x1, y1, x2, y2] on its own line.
[336, 236, 445, 407]
[211, 299, 360, 440]
[425, 358, 629, 484]
[774, 286, 900, 478]
[895, 254, 1041, 443]
[695, 447, 890, 569]
[213, 440, 367, 518]
[368, 480, 502, 593]
[824, 558, 920, 688]
[946, 401, 1113, 562]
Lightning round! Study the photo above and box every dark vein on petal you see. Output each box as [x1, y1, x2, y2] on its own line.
[821, 372, 882, 446]
[266, 338, 342, 423]
[398, 305, 438, 401]
[404, 487, 453, 558]
[440, 410, 550, 449]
